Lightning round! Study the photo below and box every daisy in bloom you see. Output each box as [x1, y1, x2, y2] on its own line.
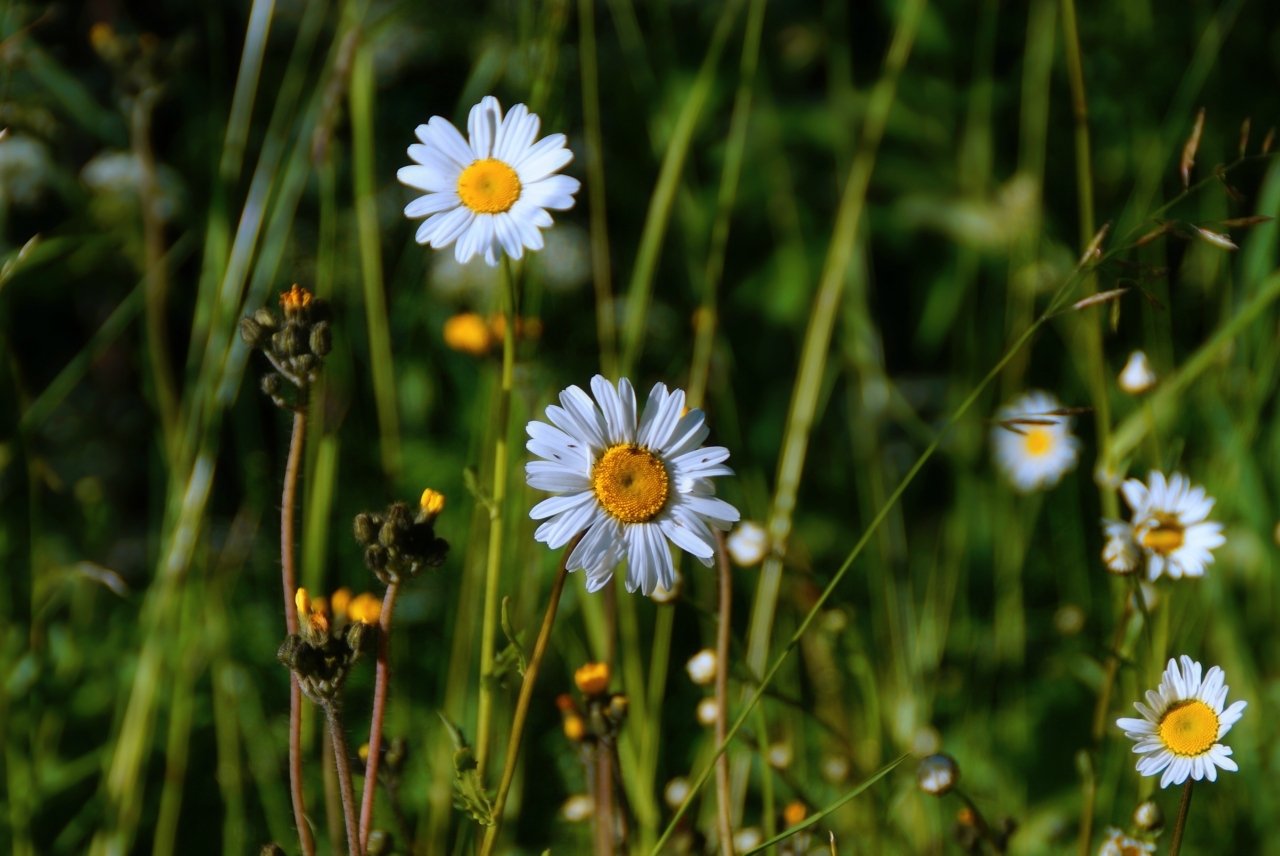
[398, 96, 579, 266]
[525, 376, 740, 596]
[1116, 655, 1246, 788]
[1098, 827, 1154, 856]
[991, 391, 1080, 492]
[1102, 471, 1225, 581]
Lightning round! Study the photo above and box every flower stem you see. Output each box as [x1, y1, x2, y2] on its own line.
[1169, 780, 1194, 856]
[323, 701, 360, 856]
[358, 581, 400, 848]
[714, 533, 734, 856]
[480, 536, 578, 856]
[476, 258, 519, 777]
[282, 404, 315, 856]
[593, 738, 615, 856]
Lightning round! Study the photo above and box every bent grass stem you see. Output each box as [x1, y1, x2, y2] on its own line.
[480, 536, 579, 856]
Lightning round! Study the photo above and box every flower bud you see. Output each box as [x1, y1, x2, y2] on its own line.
[685, 649, 717, 686]
[574, 662, 610, 696]
[240, 316, 266, 348]
[917, 753, 959, 796]
[353, 513, 379, 545]
[253, 307, 278, 329]
[727, 521, 769, 566]
[1119, 350, 1157, 394]
[309, 321, 332, 357]
[1133, 799, 1163, 832]
[261, 373, 283, 397]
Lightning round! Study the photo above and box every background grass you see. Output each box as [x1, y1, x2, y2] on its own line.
[3, 0, 1280, 853]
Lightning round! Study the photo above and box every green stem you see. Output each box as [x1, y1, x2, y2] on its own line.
[714, 534, 734, 856]
[1168, 780, 1194, 856]
[480, 537, 577, 856]
[475, 258, 519, 778]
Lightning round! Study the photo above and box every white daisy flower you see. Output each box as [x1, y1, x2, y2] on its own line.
[1098, 827, 1154, 856]
[1118, 471, 1225, 581]
[991, 391, 1081, 492]
[1116, 655, 1246, 788]
[398, 96, 580, 266]
[525, 376, 740, 595]
[1101, 518, 1140, 575]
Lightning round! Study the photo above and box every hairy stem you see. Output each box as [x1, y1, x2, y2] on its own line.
[1169, 780, 1194, 856]
[282, 404, 315, 856]
[324, 702, 360, 856]
[358, 581, 400, 848]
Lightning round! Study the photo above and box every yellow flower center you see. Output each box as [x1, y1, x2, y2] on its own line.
[1141, 512, 1185, 555]
[456, 158, 521, 214]
[1158, 699, 1219, 756]
[592, 444, 670, 523]
[1022, 427, 1053, 457]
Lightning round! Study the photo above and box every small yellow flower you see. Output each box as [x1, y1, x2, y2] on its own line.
[280, 283, 313, 312]
[346, 592, 382, 626]
[782, 800, 807, 827]
[419, 488, 446, 520]
[443, 312, 493, 356]
[295, 587, 329, 635]
[574, 662, 611, 696]
[330, 587, 353, 618]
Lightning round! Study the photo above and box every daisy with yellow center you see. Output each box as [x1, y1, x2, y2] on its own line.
[525, 376, 740, 595]
[991, 391, 1081, 492]
[397, 96, 579, 266]
[1101, 471, 1225, 581]
[1116, 655, 1246, 788]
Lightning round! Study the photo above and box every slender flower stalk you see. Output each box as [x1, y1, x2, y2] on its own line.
[714, 533, 734, 856]
[476, 258, 519, 777]
[1168, 780, 1194, 856]
[323, 701, 360, 856]
[593, 738, 615, 856]
[282, 404, 316, 856]
[358, 580, 400, 848]
[481, 536, 579, 856]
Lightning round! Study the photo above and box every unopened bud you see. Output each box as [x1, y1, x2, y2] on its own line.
[310, 321, 331, 357]
[261, 373, 283, 397]
[353, 513, 378, 545]
[574, 662, 611, 696]
[917, 753, 959, 796]
[1118, 350, 1157, 395]
[240, 316, 266, 348]
[1133, 799, 1163, 832]
[685, 649, 717, 686]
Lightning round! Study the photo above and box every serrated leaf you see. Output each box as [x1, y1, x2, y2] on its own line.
[437, 712, 494, 826]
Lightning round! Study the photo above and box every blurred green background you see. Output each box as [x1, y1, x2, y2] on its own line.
[3, 0, 1280, 853]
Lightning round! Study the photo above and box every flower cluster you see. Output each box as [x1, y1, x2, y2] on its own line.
[353, 489, 450, 586]
[240, 284, 332, 407]
[278, 588, 377, 703]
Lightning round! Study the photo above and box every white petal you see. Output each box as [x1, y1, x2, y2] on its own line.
[398, 162, 455, 194]
[535, 500, 601, 549]
[558, 385, 608, 450]
[663, 410, 710, 458]
[638, 384, 684, 449]
[591, 376, 631, 445]
[510, 198, 554, 229]
[514, 132, 570, 175]
[530, 491, 595, 520]
[404, 192, 460, 218]
[517, 139, 573, 184]
[526, 460, 591, 492]
[659, 514, 714, 560]
[467, 96, 501, 159]
[521, 174, 581, 210]
[493, 212, 524, 260]
[417, 117, 475, 168]
[680, 493, 741, 527]
[494, 103, 538, 163]
[416, 207, 473, 248]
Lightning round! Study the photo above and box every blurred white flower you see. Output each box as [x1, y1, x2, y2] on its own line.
[991, 391, 1080, 492]
[1118, 350, 1158, 394]
[732, 829, 763, 852]
[663, 777, 690, 809]
[0, 135, 53, 207]
[1115, 471, 1225, 581]
[560, 794, 593, 822]
[1101, 519, 1140, 575]
[696, 697, 718, 726]
[726, 520, 768, 566]
[685, 649, 717, 686]
[1098, 827, 1154, 856]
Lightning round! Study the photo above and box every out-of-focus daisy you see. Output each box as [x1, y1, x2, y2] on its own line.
[685, 649, 717, 686]
[991, 391, 1080, 492]
[1104, 471, 1225, 581]
[398, 96, 579, 266]
[1116, 655, 1246, 788]
[1118, 350, 1157, 395]
[1098, 827, 1154, 856]
[525, 376, 739, 595]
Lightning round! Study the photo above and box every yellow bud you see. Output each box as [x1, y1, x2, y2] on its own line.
[347, 592, 382, 626]
[358, 743, 370, 762]
[574, 662, 611, 696]
[783, 800, 807, 827]
[563, 714, 585, 742]
[443, 313, 492, 356]
[295, 588, 311, 617]
[419, 488, 446, 520]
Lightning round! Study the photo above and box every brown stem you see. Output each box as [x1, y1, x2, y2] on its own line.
[714, 532, 734, 856]
[322, 728, 344, 856]
[1169, 780, 1194, 856]
[480, 536, 579, 856]
[358, 581, 400, 848]
[593, 739, 615, 856]
[324, 702, 361, 856]
[282, 405, 314, 855]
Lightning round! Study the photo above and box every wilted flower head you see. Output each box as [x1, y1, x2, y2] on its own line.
[398, 96, 579, 266]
